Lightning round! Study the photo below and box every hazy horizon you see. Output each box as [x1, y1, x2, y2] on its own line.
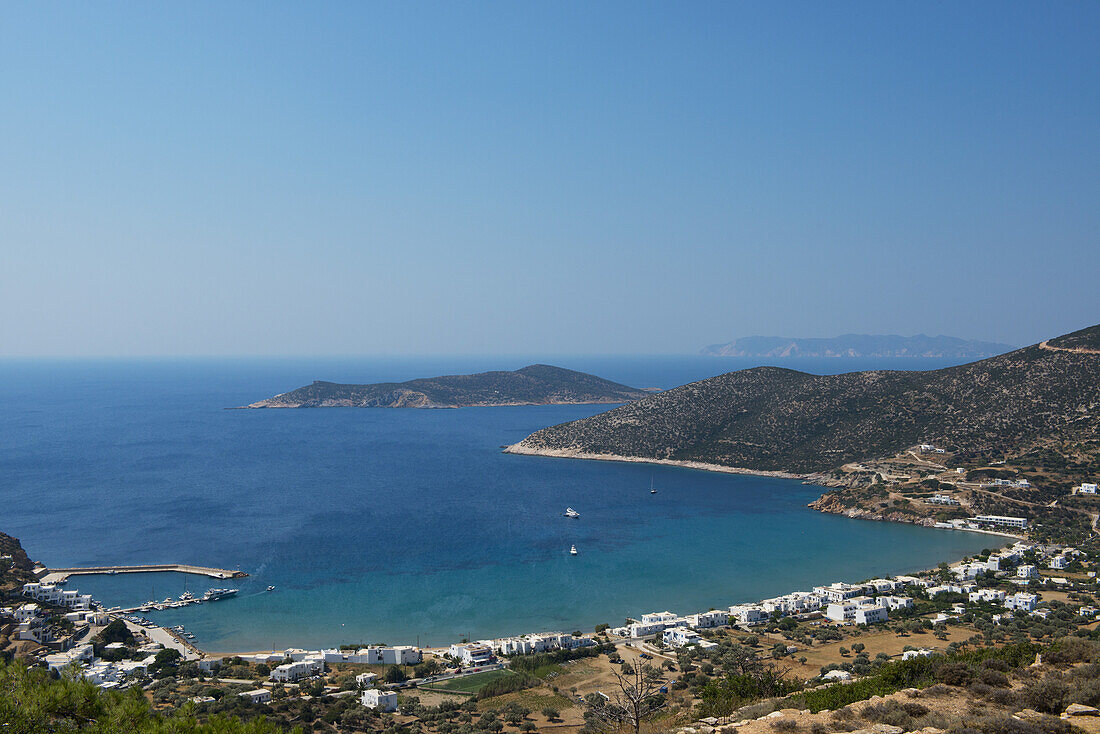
[3, 2, 1098, 357]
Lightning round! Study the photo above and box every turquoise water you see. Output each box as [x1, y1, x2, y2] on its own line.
[0, 356, 996, 652]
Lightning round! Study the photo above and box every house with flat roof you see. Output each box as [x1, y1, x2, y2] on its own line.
[362, 689, 398, 711]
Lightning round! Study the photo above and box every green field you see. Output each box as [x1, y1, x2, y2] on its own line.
[426, 669, 517, 694]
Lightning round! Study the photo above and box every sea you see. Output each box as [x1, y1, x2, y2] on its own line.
[0, 355, 999, 652]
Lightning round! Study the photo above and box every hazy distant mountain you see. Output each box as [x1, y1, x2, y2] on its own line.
[243, 364, 650, 409]
[509, 324, 1100, 474]
[700, 334, 1014, 358]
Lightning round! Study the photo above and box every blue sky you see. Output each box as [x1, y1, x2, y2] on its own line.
[1, 2, 1097, 356]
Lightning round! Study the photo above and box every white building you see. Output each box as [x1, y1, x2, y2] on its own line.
[240, 689, 272, 704]
[902, 649, 935, 660]
[954, 562, 988, 580]
[1077, 483, 1098, 495]
[449, 643, 494, 666]
[626, 621, 666, 638]
[45, 644, 95, 672]
[341, 646, 422, 665]
[1017, 565, 1038, 578]
[356, 672, 379, 687]
[662, 626, 717, 649]
[729, 605, 768, 625]
[929, 495, 960, 505]
[855, 606, 888, 624]
[686, 610, 730, 628]
[970, 589, 1006, 603]
[14, 604, 41, 623]
[825, 596, 888, 624]
[270, 656, 325, 682]
[866, 579, 904, 594]
[818, 583, 865, 603]
[640, 611, 678, 625]
[973, 515, 1028, 529]
[927, 583, 975, 597]
[362, 689, 398, 711]
[879, 595, 914, 611]
[1004, 593, 1038, 612]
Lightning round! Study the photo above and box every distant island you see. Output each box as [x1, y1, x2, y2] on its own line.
[511, 323, 1099, 474]
[242, 364, 651, 409]
[700, 333, 1014, 358]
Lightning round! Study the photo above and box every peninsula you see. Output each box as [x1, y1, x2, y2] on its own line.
[701, 333, 1014, 358]
[242, 364, 650, 409]
[509, 324, 1100, 535]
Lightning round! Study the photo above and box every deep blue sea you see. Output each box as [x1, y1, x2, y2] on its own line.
[0, 355, 998, 652]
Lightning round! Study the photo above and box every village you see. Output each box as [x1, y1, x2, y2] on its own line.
[7, 518, 1100, 733]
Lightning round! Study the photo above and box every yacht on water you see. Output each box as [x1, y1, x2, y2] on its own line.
[563, 507, 580, 518]
[203, 588, 238, 602]
[267, 585, 276, 592]
[569, 545, 578, 556]
[650, 478, 657, 494]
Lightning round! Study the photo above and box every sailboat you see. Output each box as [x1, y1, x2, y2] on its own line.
[569, 545, 578, 556]
[563, 507, 580, 518]
[650, 477, 657, 494]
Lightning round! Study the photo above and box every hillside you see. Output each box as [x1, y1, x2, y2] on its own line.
[0, 532, 39, 592]
[701, 334, 1013, 358]
[510, 324, 1100, 475]
[243, 364, 650, 409]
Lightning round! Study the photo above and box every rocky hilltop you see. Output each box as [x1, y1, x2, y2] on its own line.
[244, 364, 650, 409]
[0, 531, 39, 591]
[510, 324, 1100, 475]
[701, 333, 1013, 358]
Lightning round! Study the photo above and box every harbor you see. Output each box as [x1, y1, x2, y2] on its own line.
[38, 564, 248, 584]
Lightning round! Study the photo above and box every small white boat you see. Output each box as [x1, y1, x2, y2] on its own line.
[569, 545, 578, 556]
[267, 585, 276, 592]
[563, 507, 580, 518]
[650, 477, 657, 494]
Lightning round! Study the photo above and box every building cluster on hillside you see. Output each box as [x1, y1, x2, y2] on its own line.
[595, 541, 1087, 649]
[39, 639, 166, 689]
[0, 582, 107, 647]
[199, 645, 422, 682]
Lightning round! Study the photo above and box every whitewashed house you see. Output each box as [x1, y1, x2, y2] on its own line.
[362, 689, 398, 711]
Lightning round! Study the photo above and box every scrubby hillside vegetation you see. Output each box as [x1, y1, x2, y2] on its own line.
[511, 325, 1100, 475]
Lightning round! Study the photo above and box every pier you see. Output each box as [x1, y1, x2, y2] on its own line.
[38, 564, 248, 583]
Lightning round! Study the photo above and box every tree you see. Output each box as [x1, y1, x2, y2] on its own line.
[541, 707, 560, 722]
[149, 648, 182, 676]
[383, 665, 407, 683]
[582, 664, 666, 734]
[97, 619, 135, 645]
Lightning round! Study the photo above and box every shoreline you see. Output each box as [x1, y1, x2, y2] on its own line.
[502, 443, 809, 480]
[504, 443, 1025, 542]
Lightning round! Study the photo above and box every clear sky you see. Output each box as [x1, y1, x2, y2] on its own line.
[1, 2, 1097, 357]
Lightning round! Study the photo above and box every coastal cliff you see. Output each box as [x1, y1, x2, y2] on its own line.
[0, 532, 39, 591]
[243, 364, 650, 409]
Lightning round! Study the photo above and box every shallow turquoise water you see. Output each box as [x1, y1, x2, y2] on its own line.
[0, 356, 996, 651]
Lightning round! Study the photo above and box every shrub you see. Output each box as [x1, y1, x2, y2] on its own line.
[1023, 678, 1069, 714]
[979, 669, 1010, 687]
[771, 720, 799, 732]
[937, 662, 973, 686]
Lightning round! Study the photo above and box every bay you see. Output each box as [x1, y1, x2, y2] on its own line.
[0, 355, 996, 651]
